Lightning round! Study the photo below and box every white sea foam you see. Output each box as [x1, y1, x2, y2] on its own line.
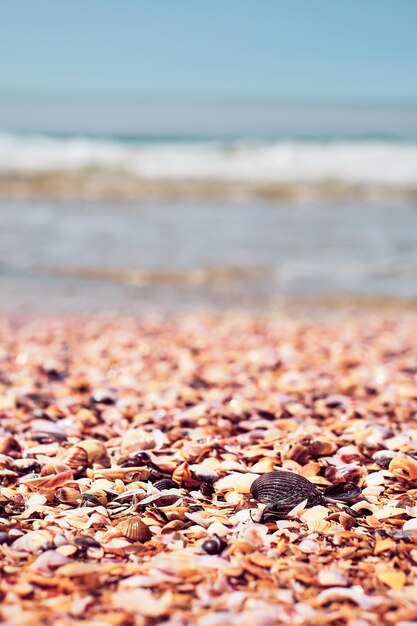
[0, 133, 416, 187]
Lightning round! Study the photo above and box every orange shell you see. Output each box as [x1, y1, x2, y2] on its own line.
[389, 456, 417, 481]
[117, 516, 152, 542]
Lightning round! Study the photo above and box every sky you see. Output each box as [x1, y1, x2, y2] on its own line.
[0, 0, 416, 101]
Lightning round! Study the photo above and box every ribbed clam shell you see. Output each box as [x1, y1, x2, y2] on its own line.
[250, 470, 323, 511]
[153, 478, 179, 490]
[117, 516, 152, 542]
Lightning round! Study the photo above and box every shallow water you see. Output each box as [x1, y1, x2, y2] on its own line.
[1, 199, 417, 313]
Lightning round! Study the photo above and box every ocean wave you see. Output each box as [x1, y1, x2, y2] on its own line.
[0, 132, 416, 186]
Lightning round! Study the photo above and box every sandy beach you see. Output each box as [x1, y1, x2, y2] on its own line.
[1, 313, 417, 624]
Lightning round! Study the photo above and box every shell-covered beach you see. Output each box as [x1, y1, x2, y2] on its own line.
[1, 314, 417, 625]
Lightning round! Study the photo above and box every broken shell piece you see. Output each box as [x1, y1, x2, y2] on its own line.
[55, 486, 82, 505]
[250, 458, 275, 473]
[298, 539, 320, 554]
[12, 530, 54, 553]
[377, 570, 406, 589]
[324, 464, 362, 484]
[372, 449, 397, 468]
[310, 438, 338, 457]
[240, 523, 270, 548]
[215, 472, 259, 494]
[77, 438, 107, 462]
[116, 516, 152, 542]
[20, 470, 73, 491]
[299, 505, 332, 532]
[65, 446, 89, 473]
[337, 445, 362, 462]
[317, 568, 348, 587]
[389, 456, 417, 481]
[316, 586, 380, 609]
[189, 463, 219, 484]
[402, 518, 417, 532]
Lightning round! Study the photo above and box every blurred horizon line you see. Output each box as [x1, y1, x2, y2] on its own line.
[1, 91, 417, 108]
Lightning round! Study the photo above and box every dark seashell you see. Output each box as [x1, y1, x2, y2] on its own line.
[250, 470, 324, 518]
[44, 368, 67, 382]
[144, 494, 181, 508]
[90, 389, 116, 405]
[202, 535, 227, 555]
[13, 459, 41, 475]
[73, 535, 101, 548]
[153, 478, 179, 490]
[0, 532, 12, 545]
[323, 482, 362, 502]
[200, 482, 215, 497]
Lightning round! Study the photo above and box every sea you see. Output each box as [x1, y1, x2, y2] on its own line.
[0, 97, 416, 314]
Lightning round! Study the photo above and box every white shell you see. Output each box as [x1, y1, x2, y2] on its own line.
[318, 568, 348, 587]
[298, 539, 320, 554]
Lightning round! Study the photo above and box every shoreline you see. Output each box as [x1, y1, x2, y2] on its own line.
[1, 173, 416, 204]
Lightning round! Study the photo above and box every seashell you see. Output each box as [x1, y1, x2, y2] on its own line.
[55, 486, 82, 505]
[216, 472, 259, 494]
[0, 532, 13, 545]
[111, 589, 172, 618]
[285, 442, 311, 465]
[202, 535, 227, 555]
[13, 458, 41, 475]
[389, 456, 417, 481]
[298, 539, 320, 554]
[139, 493, 182, 508]
[316, 586, 379, 609]
[300, 462, 321, 478]
[65, 446, 89, 473]
[324, 463, 362, 484]
[337, 445, 362, 463]
[402, 518, 417, 532]
[206, 522, 229, 537]
[250, 458, 275, 474]
[299, 505, 332, 533]
[323, 482, 362, 502]
[12, 530, 54, 553]
[377, 570, 406, 590]
[117, 516, 152, 542]
[189, 464, 219, 484]
[77, 439, 107, 462]
[80, 489, 108, 506]
[318, 569, 348, 587]
[309, 438, 338, 457]
[153, 478, 179, 490]
[31, 549, 71, 573]
[90, 389, 117, 405]
[250, 470, 324, 518]
[121, 429, 158, 455]
[240, 523, 270, 548]
[20, 470, 73, 491]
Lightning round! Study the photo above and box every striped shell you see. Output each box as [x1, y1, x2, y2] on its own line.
[65, 446, 89, 473]
[250, 470, 324, 517]
[117, 516, 152, 542]
[153, 478, 179, 490]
